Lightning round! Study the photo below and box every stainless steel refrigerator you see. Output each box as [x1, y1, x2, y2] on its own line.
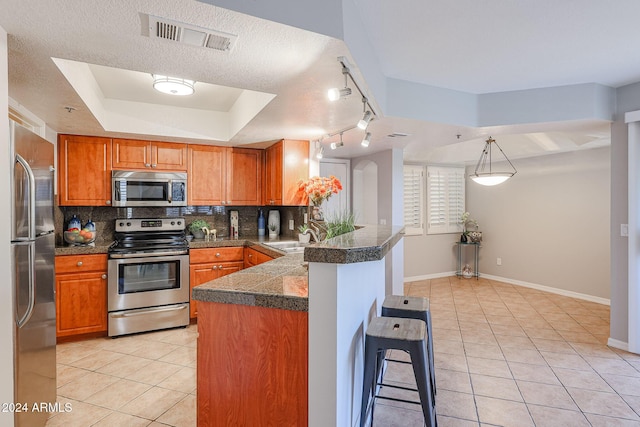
[10, 120, 57, 427]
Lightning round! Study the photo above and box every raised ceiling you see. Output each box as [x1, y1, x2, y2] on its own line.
[2, 0, 636, 161]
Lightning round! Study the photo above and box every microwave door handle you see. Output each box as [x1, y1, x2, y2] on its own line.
[114, 181, 121, 201]
[167, 180, 172, 203]
[15, 154, 36, 240]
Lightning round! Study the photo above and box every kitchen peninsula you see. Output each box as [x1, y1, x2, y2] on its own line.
[193, 224, 404, 427]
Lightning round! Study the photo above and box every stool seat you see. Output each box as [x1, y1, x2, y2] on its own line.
[361, 316, 436, 427]
[382, 295, 430, 313]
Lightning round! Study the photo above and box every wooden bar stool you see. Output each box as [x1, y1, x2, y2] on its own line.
[382, 295, 436, 400]
[360, 316, 436, 427]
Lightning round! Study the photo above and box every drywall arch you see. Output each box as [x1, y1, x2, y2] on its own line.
[353, 159, 378, 225]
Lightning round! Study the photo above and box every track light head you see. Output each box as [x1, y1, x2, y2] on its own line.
[316, 146, 324, 159]
[361, 132, 371, 147]
[357, 111, 373, 130]
[327, 87, 352, 101]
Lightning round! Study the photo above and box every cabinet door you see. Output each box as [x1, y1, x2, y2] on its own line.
[56, 271, 107, 337]
[188, 145, 226, 205]
[227, 148, 262, 205]
[58, 135, 112, 206]
[189, 263, 219, 319]
[217, 261, 243, 277]
[152, 142, 188, 171]
[112, 138, 151, 169]
[264, 141, 283, 205]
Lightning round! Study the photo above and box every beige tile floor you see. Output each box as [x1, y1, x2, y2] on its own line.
[46, 325, 198, 427]
[47, 276, 640, 426]
[370, 276, 640, 427]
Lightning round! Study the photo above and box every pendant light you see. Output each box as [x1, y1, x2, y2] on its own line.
[470, 136, 517, 186]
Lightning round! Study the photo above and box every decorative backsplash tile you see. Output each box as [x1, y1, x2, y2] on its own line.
[56, 204, 307, 246]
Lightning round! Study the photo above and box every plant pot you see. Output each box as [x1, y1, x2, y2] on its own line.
[298, 233, 311, 244]
[467, 231, 482, 243]
[268, 232, 278, 239]
[191, 229, 205, 239]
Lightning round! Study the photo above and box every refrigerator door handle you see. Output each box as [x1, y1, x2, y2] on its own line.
[16, 242, 35, 329]
[15, 153, 36, 240]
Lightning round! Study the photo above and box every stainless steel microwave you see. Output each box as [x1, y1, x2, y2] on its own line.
[112, 170, 187, 207]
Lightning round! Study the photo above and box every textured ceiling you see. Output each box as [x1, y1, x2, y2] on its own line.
[1, 0, 628, 161]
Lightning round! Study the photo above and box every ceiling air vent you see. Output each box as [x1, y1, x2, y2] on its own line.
[387, 132, 409, 138]
[143, 14, 237, 52]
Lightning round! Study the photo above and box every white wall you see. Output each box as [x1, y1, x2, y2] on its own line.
[405, 147, 611, 302]
[1, 24, 16, 427]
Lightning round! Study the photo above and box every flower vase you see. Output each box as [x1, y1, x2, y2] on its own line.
[311, 204, 324, 221]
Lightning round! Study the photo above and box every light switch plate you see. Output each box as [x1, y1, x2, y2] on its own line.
[622, 224, 629, 237]
[289, 219, 295, 230]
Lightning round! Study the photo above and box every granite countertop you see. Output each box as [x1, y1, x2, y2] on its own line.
[193, 225, 405, 312]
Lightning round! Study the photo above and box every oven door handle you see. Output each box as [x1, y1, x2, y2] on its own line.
[110, 304, 188, 318]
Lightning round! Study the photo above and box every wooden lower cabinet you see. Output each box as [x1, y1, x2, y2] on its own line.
[189, 247, 244, 319]
[197, 301, 308, 426]
[244, 246, 274, 268]
[55, 254, 108, 338]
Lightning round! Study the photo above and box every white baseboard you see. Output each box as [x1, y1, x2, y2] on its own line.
[607, 338, 629, 352]
[405, 272, 610, 306]
[404, 272, 456, 282]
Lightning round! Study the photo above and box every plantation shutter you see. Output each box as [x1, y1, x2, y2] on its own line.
[403, 165, 424, 235]
[427, 166, 465, 234]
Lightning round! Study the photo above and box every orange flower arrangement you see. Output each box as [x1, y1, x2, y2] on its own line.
[298, 175, 343, 206]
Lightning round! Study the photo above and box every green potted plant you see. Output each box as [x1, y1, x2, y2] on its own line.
[324, 211, 356, 240]
[298, 224, 311, 243]
[189, 219, 210, 239]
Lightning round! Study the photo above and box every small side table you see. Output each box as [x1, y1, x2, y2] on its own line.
[455, 242, 480, 279]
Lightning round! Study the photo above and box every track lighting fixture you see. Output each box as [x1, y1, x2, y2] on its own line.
[470, 136, 517, 186]
[330, 133, 345, 150]
[357, 110, 372, 130]
[316, 146, 324, 159]
[327, 65, 351, 101]
[361, 132, 371, 147]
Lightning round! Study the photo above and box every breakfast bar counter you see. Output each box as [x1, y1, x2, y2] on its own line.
[193, 225, 405, 427]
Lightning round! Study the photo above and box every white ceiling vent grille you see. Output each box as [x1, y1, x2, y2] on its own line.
[144, 14, 237, 52]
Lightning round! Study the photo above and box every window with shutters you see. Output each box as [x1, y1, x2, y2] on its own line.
[403, 165, 424, 235]
[426, 166, 465, 235]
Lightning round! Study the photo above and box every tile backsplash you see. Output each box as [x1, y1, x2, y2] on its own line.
[55, 204, 307, 246]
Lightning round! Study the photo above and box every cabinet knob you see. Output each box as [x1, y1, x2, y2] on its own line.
[248, 254, 253, 258]
[219, 265, 223, 269]
[101, 274, 107, 279]
[152, 164, 157, 168]
[215, 253, 221, 257]
[212, 266, 218, 270]
[106, 200, 111, 205]
[145, 163, 151, 167]
[76, 261, 83, 267]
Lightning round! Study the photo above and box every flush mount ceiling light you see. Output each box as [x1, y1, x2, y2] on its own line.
[327, 65, 352, 101]
[361, 132, 371, 147]
[470, 136, 517, 186]
[152, 74, 195, 96]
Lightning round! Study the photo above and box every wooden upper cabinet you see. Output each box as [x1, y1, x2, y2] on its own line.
[58, 135, 112, 206]
[264, 139, 309, 206]
[227, 148, 263, 205]
[112, 139, 187, 171]
[188, 145, 263, 206]
[188, 145, 226, 205]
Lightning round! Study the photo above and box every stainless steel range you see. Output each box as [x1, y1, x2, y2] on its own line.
[108, 218, 189, 337]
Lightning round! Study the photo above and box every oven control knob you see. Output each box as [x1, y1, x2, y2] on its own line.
[127, 222, 131, 226]
[177, 221, 182, 226]
[171, 221, 175, 225]
[119, 222, 124, 227]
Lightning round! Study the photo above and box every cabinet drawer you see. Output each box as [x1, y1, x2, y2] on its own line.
[55, 254, 108, 274]
[190, 247, 244, 264]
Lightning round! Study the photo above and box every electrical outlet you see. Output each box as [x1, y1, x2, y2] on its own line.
[497, 257, 502, 266]
[380, 219, 386, 225]
[289, 219, 295, 230]
[304, 213, 308, 223]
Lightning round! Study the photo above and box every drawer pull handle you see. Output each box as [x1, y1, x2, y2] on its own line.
[101, 274, 107, 279]
[76, 261, 83, 267]
[215, 253, 221, 257]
